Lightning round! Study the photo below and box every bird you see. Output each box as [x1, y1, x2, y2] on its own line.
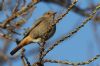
[10, 11, 56, 55]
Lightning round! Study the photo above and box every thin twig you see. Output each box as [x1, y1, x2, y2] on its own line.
[42, 5, 100, 58]
[12, 0, 20, 14]
[21, 48, 31, 66]
[0, 1, 37, 28]
[43, 55, 100, 65]
[41, 0, 78, 59]
[44, 0, 78, 39]
[21, 49, 26, 66]
[39, 42, 45, 63]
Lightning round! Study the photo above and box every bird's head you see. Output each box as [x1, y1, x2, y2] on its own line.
[44, 11, 56, 17]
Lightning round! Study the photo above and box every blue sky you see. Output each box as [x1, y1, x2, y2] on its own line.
[1, 0, 100, 66]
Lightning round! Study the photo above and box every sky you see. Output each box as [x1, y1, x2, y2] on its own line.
[0, 0, 100, 66]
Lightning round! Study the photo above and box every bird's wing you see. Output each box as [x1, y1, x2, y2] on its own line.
[15, 17, 46, 44]
[23, 17, 45, 38]
[31, 17, 45, 29]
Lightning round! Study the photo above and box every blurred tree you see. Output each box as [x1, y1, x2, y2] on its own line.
[0, 0, 100, 66]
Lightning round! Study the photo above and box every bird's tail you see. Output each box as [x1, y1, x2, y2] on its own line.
[10, 45, 22, 55]
[10, 36, 33, 55]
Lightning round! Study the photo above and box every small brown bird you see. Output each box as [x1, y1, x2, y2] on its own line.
[10, 11, 56, 55]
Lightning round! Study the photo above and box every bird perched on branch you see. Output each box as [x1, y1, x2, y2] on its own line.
[10, 11, 56, 55]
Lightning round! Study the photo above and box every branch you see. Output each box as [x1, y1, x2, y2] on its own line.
[43, 55, 100, 65]
[42, 4, 100, 58]
[0, 1, 37, 28]
[21, 48, 31, 66]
